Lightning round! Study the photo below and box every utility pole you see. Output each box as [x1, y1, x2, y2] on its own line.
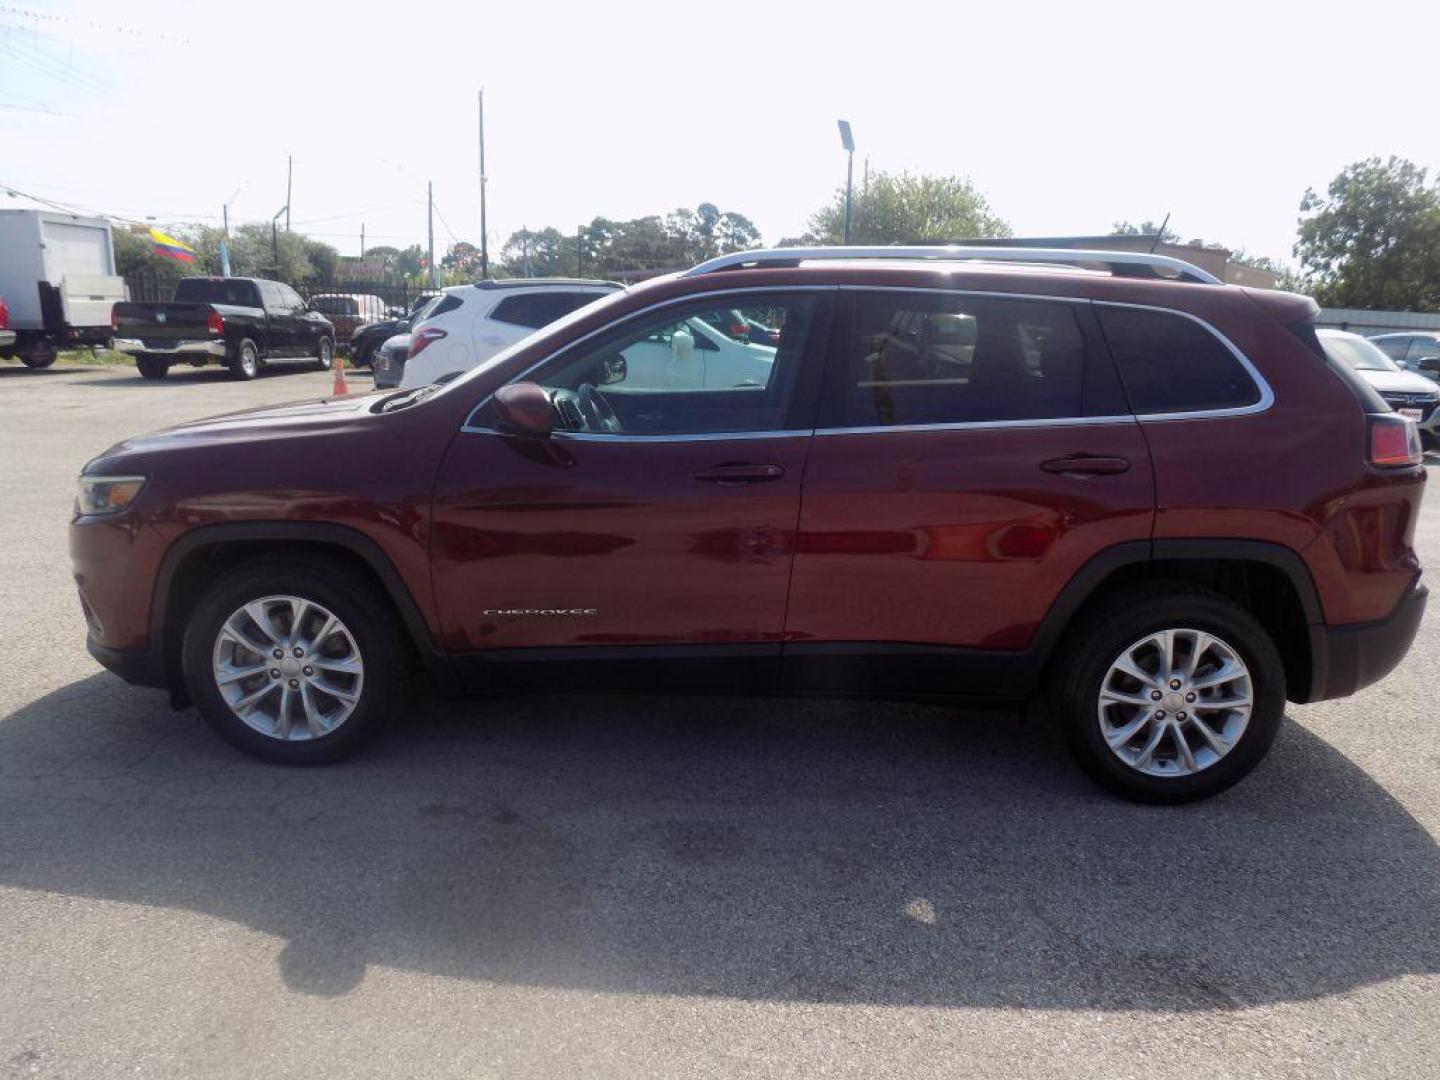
[478, 89, 489, 279]
[222, 203, 228, 236]
[837, 120, 855, 245]
[360, 223, 365, 258]
[521, 226, 530, 278]
[285, 155, 292, 232]
[427, 181, 436, 289]
[576, 225, 583, 276]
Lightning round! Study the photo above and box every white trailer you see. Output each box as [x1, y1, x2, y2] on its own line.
[0, 209, 127, 367]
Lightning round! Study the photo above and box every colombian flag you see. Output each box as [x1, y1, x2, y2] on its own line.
[149, 227, 196, 263]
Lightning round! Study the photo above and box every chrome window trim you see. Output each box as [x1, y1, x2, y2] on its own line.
[459, 285, 834, 435]
[814, 415, 1137, 437]
[463, 426, 814, 444]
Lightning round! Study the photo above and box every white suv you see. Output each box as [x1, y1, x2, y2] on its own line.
[400, 279, 621, 389]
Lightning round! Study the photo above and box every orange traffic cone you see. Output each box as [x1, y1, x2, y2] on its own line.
[331, 351, 349, 396]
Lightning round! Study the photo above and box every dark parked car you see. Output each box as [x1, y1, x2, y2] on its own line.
[112, 277, 335, 380]
[1370, 332, 1440, 377]
[72, 246, 1426, 802]
[348, 293, 438, 369]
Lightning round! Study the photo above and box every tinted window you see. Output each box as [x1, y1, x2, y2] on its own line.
[1097, 306, 1260, 415]
[492, 291, 603, 329]
[173, 278, 262, 307]
[280, 285, 307, 311]
[836, 293, 1091, 426]
[421, 294, 463, 323]
[256, 281, 285, 311]
[516, 295, 815, 435]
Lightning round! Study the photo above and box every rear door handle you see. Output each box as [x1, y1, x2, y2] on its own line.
[694, 463, 786, 485]
[1039, 454, 1131, 476]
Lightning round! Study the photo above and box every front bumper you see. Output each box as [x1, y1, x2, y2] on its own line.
[113, 338, 228, 358]
[1309, 582, 1427, 700]
[87, 633, 167, 688]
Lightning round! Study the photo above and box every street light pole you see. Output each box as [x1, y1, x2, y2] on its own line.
[837, 119, 855, 245]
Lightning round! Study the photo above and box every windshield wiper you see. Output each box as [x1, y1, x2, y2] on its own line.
[376, 371, 465, 413]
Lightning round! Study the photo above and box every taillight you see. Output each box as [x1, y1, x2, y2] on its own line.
[1369, 414, 1422, 467]
[0, 298, 9, 330]
[409, 327, 447, 358]
[206, 310, 224, 335]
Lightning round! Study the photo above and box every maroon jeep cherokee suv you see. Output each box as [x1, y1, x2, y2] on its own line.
[70, 247, 1427, 801]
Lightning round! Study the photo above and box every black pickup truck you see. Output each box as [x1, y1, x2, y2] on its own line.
[112, 277, 335, 380]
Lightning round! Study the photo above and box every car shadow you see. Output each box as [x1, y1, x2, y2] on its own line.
[1, 674, 1436, 1008]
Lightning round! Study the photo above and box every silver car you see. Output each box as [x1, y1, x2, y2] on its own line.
[1320, 329, 1440, 450]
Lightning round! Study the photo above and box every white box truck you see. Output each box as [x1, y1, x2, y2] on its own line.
[0, 209, 127, 368]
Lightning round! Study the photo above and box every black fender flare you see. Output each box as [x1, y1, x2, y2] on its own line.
[150, 521, 448, 679]
[1012, 538, 1324, 696]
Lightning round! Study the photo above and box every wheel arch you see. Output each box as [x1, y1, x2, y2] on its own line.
[151, 523, 450, 701]
[1019, 539, 1324, 703]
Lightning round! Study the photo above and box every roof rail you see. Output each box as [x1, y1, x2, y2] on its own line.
[682, 245, 1222, 285]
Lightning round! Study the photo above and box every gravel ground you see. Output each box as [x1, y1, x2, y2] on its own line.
[1, 363, 1437, 1079]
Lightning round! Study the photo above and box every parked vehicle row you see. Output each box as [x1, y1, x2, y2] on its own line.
[71, 245, 1427, 803]
[348, 292, 438, 368]
[1318, 330, 1440, 449]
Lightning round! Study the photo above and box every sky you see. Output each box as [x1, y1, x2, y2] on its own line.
[2, 0, 1438, 268]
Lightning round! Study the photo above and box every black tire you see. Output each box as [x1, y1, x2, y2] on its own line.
[181, 558, 411, 765]
[349, 340, 372, 369]
[135, 354, 170, 380]
[315, 336, 334, 371]
[19, 342, 57, 369]
[228, 338, 260, 380]
[1053, 582, 1286, 804]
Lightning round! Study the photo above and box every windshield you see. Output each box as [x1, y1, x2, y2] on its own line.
[173, 278, 260, 307]
[311, 296, 358, 317]
[1321, 333, 1400, 373]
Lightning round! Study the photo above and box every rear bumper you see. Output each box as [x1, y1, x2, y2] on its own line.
[1309, 581, 1427, 700]
[113, 338, 227, 358]
[0, 330, 15, 348]
[87, 633, 167, 689]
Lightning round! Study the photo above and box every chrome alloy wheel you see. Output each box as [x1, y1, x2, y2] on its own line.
[1097, 628, 1253, 778]
[211, 595, 364, 741]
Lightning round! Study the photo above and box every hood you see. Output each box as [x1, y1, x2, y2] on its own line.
[88, 393, 384, 469]
[1358, 368, 1439, 395]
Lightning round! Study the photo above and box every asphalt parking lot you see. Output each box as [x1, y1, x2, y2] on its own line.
[1, 362, 1438, 1079]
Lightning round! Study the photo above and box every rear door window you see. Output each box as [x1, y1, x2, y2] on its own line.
[1096, 305, 1262, 415]
[491, 291, 604, 329]
[824, 292, 1118, 427]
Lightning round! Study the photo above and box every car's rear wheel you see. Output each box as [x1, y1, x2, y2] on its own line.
[1054, 583, 1285, 803]
[228, 338, 260, 380]
[181, 559, 409, 764]
[315, 336, 334, 371]
[136, 354, 169, 380]
[19, 341, 57, 369]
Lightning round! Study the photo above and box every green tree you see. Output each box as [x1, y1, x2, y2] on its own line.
[798, 170, 1010, 245]
[1293, 157, 1440, 309]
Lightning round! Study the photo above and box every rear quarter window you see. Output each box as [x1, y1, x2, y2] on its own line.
[491, 291, 603, 329]
[1096, 306, 1261, 415]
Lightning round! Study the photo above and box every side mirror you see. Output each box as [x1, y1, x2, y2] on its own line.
[492, 381, 553, 438]
[388, 306, 407, 318]
[1420, 356, 1440, 374]
[601, 354, 627, 385]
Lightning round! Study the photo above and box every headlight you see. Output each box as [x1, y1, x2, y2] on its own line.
[76, 474, 146, 516]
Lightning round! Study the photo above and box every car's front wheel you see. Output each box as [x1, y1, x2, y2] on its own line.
[181, 559, 409, 764]
[1054, 583, 1285, 803]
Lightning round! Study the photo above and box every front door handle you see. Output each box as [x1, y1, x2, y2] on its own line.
[694, 463, 786, 485]
[1039, 454, 1131, 476]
